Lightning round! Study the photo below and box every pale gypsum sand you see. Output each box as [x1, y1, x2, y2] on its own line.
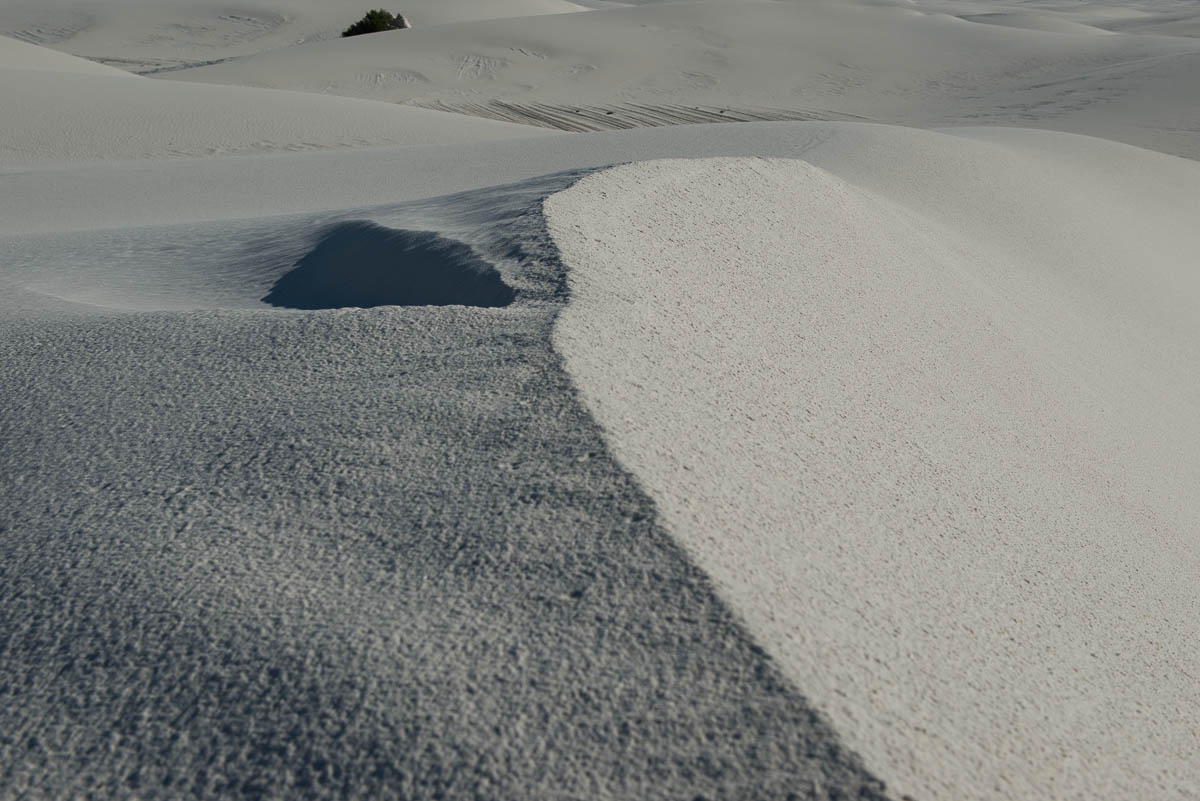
[2, 0, 1199, 795]
[547, 154, 1200, 801]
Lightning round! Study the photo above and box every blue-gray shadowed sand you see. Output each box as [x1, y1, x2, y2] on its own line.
[263, 222, 515, 310]
[0, 176, 893, 801]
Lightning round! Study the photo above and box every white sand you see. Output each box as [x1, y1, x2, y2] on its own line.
[2, 0, 1199, 796]
[162, 0, 1200, 158]
[546, 142, 1200, 800]
[0, 33, 134, 75]
[0, 0, 584, 72]
[0, 36, 550, 163]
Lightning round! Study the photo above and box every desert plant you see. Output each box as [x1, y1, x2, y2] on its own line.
[342, 9, 409, 37]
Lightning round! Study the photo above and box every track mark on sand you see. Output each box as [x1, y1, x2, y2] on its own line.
[410, 99, 868, 131]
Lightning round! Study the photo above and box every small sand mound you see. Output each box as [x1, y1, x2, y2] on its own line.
[264, 221, 515, 310]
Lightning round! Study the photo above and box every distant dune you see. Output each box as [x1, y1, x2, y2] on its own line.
[0, 0, 586, 72]
[164, 0, 1200, 159]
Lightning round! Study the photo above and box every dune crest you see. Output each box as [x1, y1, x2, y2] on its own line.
[547, 150, 1200, 801]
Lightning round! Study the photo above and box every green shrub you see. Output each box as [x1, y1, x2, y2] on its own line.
[342, 9, 409, 37]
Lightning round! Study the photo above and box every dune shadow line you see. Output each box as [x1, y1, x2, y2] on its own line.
[263, 221, 515, 310]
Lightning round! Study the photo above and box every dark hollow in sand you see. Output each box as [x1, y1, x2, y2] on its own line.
[264, 222, 515, 310]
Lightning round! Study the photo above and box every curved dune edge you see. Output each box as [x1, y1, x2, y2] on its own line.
[546, 144, 1200, 800]
[0, 173, 895, 799]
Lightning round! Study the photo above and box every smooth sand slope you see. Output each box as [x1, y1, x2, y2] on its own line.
[0, 0, 584, 72]
[0, 36, 549, 163]
[0, 33, 135, 75]
[164, 0, 1200, 158]
[547, 134, 1200, 800]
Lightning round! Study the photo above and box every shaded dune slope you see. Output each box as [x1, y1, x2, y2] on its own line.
[0, 176, 890, 800]
[0, 37, 551, 164]
[4, 121, 1198, 800]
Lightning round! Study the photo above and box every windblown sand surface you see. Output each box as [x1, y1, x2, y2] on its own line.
[1, 0, 1198, 799]
[547, 145, 1200, 800]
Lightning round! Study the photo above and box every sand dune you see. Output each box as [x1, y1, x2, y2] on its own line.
[2, 0, 1199, 797]
[932, 0, 1200, 37]
[164, 0, 1200, 157]
[0, 37, 550, 163]
[1, 160, 896, 801]
[547, 135, 1200, 801]
[0, 0, 585, 73]
[5, 120, 1199, 799]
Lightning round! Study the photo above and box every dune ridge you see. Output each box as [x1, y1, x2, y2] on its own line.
[0, 0, 585, 73]
[0, 174, 892, 801]
[546, 148, 1200, 801]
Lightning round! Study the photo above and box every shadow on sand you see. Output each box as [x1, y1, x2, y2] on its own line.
[264, 221, 515, 310]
